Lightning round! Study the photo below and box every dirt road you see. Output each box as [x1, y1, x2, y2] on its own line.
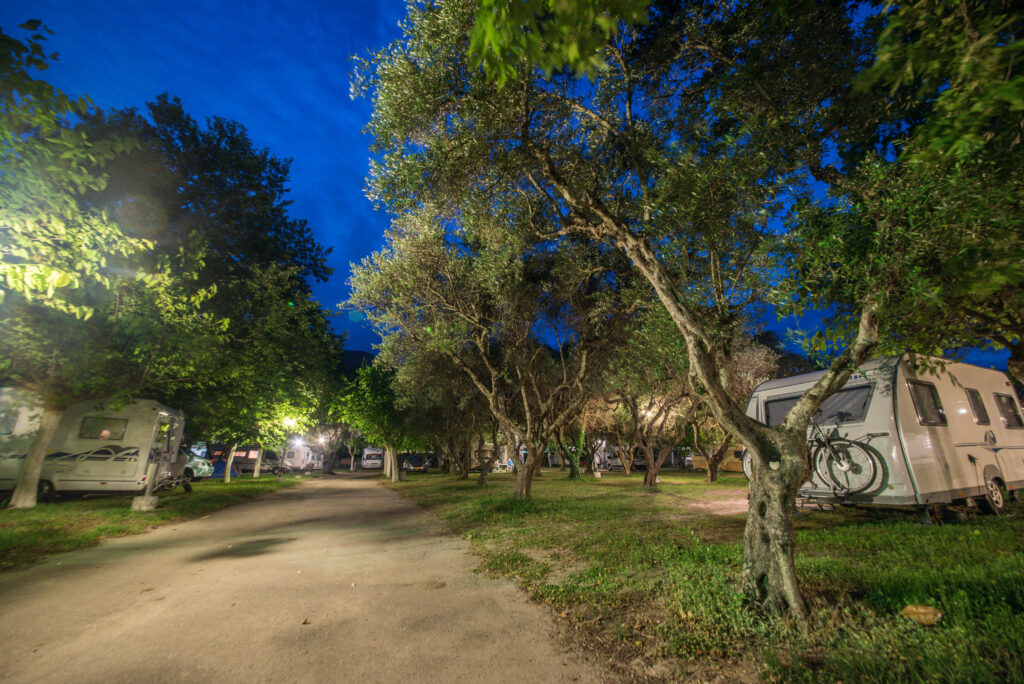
[0, 475, 607, 683]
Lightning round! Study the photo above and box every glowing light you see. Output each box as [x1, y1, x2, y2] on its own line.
[283, 417, 297, 427]
[292, 438, 304, 447]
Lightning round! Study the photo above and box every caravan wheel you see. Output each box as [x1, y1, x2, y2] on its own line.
[37, 480, 55, 501]
[979, 477, 1006, 515]
[741, 452, 753, 480]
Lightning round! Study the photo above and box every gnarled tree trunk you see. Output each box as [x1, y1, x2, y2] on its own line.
[513, 443, 546, 499]
[740, 429, 809, 621]
[642, 445, 673, 488]
[9, 405, 63, 509]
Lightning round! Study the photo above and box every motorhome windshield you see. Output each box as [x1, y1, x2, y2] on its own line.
[79, 417, 128, 440]
[764, 385, 873, 427]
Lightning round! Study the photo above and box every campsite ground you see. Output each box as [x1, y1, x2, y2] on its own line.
[0, 474, 606, 683]
[1, 470, 1021, 682]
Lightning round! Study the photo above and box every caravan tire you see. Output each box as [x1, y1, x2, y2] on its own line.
[37, 480, 55, 501]
[979, 477, 1006, 515]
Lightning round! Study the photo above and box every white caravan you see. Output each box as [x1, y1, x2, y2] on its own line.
[361, 447, 384, 469]
[0, 389, 187, 497]
[282, 444, 318, 472]
[743, 355, 1024, 512]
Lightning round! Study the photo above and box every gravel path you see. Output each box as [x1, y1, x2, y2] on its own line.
[0, 475, 607, 683]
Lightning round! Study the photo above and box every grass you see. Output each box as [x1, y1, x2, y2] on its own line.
[388, 469, 1024, 683]
[0, 475, 303, 571]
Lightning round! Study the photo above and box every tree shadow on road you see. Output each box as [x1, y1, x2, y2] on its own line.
[191, 537, 297, 561]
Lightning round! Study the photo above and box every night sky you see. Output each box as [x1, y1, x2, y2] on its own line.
[2, 2, 1009, 370]
[1, 0, 406, 352]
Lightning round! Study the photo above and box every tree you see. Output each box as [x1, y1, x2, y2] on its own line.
[357, 0, 898, 619]
[341, 363, 411, 483]
[0, 23, 147, 319]
[349, 207, 628, 498]
[786, 2, 1024, 382]
[82, 97, 342, 458]
[381, 338, 494, 483]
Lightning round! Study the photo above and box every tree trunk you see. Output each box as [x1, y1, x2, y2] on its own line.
[641, 445, 660, 487]
[740, 431, 809, 622]
[223, 442, 239, 483]
[458, 436, 472, 480]
[513, 443, 544, 499]
[350, 446, 358, 472]
[9, 405, 63, 509]
[567, 426, 583, 481]
[253, 446, 263, 478]
[382, 446, 398, 482]
[704, 439, 731, 483]
[475, 433, 492, 487]
[615, 446, 633, 476]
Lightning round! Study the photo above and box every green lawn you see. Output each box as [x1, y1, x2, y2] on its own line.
[389, 469, 1024, 683]
[0, 475, 303, 571]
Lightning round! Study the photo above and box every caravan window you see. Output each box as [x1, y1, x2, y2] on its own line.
[994, 394, 1024, 429]
[763, 385, 872, 427]
[964, 389, 990, 425]
[907, 381, 947, 426]
[79, 417, 129, 440]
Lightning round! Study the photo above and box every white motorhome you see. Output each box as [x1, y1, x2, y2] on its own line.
[0, 389, 187, 498]
[361, 447, 384, 469]
[743, 355, 1024, 512]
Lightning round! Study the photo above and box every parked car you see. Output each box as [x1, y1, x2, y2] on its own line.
[401, 454, 430, 473]
[183, 451, 213, 481]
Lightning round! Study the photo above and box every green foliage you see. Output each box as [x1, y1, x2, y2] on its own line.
[0, 23, 146, 318]
[860, 0, 1024, 161]
[341, 363, 409, 449]
[468, 0, 650, 85]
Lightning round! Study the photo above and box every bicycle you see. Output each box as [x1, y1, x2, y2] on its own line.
[809, 419, 879, 495]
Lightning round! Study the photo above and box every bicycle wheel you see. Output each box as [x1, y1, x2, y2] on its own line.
[824, 441, 877, 494]
[812, 443, 833, 488]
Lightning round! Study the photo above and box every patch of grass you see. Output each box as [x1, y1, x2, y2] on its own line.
[0, 475, 302, 571]
[389, 468, 1024, 682]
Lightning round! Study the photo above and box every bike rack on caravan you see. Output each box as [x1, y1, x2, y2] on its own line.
[742, 355, 1024, 513]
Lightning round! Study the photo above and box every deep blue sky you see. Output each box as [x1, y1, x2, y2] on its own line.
[2, 3, 1009, 371]
[2, 0, 406, 351]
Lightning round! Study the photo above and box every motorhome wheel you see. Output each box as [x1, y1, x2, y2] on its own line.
[184, 467, 194, 481]
[979, 477, 1006, 515]
[37, 480, 55, 501]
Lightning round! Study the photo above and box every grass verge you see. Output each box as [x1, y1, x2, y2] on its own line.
[388, 469, 1024, 683]
[0, 475, 303, 571]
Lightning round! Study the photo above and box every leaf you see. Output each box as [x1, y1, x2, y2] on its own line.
[900, 604, 942, 626]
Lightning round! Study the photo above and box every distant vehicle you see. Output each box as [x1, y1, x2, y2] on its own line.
[401, 454, 429, 473]
[361, 447, 384, 469]
[0, 389, 188, 498]
[743, 354, 1024, 513]
[283, 444, 319, 472]
[183, 452, 212, 481]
